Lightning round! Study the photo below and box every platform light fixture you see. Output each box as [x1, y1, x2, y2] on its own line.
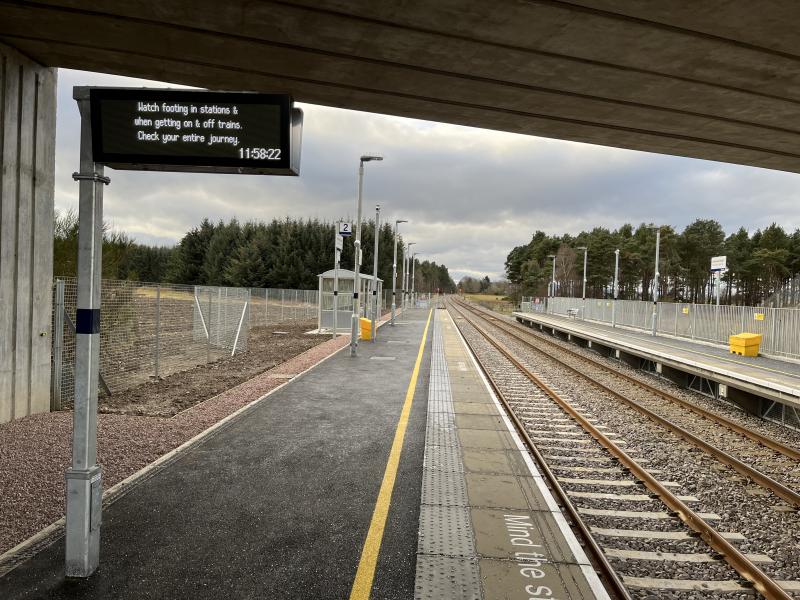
[405, 242, 416, 308]
[612, 248, 620, 328]
[648, 225, 662, 337]
[577, 245, 588, 319]
[351, 153, 384, 357]
[548, 254, 556, 301]
[411, 251, 420, 307]
[391, 219, 407, 325]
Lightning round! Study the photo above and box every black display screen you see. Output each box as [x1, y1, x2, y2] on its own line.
[89, 89, 297, 174]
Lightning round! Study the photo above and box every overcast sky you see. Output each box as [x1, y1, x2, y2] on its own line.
[55, 69, 800, 281]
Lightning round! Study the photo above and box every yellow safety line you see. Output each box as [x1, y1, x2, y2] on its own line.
[348, 308, 433, 600]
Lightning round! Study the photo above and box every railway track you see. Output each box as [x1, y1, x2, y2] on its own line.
[456, 300, 800, 504]
[447, 299, 800, 599]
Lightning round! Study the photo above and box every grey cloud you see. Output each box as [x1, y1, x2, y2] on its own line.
[55, 69, 800, 281]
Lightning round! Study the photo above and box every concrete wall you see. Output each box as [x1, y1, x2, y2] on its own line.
[0, 43, 56, 423]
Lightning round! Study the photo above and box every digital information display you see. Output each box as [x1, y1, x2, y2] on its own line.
[89, 88, 302, 175]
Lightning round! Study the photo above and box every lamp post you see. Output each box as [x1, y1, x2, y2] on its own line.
[350, 154, 383, 357]
[612, 248, 620, 328]
[400, 243, 406, 310]
[370, 204, 380, 341]
[577, 245, 588, 319]
[650, 226, 661, 337]
[405, 242, 416, 309]
[411, 252, 419, 307]
[391, 219, 406, 325]
[547, 254, 556, 313]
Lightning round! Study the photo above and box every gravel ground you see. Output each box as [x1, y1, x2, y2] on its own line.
[450, 304, 800, 597]
[68, 322, 326, 417]
[0, 329, 349, 556]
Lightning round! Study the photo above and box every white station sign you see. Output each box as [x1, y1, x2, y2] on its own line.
[710, 255, 727, 272]
[339, 222, 352, 237]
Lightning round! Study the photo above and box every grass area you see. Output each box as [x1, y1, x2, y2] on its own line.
[464, 293, 509, 302]
[464, 293, 515, 314]
[134, 287, 194, 301]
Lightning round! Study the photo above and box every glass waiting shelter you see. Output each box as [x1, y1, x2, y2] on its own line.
[317, 269, 383, 333]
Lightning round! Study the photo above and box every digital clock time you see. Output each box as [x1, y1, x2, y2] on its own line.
[238, 147, 282, 160]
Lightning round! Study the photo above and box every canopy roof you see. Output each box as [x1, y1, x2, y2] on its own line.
[319, 269, 382, 282]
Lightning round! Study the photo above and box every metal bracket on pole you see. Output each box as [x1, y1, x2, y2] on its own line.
[71, 172, 111, 185]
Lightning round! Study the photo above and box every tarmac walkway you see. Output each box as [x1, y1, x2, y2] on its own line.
[0, 308, 434, 600]
[414, 310, 608, 599]
[514, 311, 800, 410]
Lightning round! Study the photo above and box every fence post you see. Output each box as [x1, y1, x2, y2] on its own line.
[265, 289, 269, 325]
[281, 289, 285, 322]
[770, 308, 777, 354]
[691, 304, 696, 339]
[295, 289, 299, 320]
[674, 303, 678, 336]
[52, 279, 65, 411]
[231, 291, 249, 356]
[207, 288, 212, 364]
[154, 285, 161, 379]
[216, 288, 222, 346]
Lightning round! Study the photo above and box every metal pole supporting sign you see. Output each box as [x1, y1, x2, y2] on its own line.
[333, 225, 343, 339]
[63, 86, 304, 578]
[371, 205, 381, 341]
[65, 88, 109, 578]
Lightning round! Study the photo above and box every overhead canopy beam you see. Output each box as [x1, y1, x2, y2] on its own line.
[2, 0, 800, 173]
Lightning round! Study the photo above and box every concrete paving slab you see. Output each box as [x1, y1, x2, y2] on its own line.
[465, 473, 530, 510]
[461, 448, 516, 475]
[455, 414, 507, 431]
[479, 558, 601, 600]
[471, 508, 581, 563]
[452, 401, 500, 415]
[457, 429, 518, 450]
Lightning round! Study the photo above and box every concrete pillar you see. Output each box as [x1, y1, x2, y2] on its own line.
[0, 43, 57, 423]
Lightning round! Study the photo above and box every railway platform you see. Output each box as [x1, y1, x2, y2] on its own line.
[513, 310, 800, 419]
[414, 310, 608, 599]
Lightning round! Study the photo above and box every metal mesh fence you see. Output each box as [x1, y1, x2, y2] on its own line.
[50, 279, 378, 408]
[519, 297, 546, 313]
[542, 296, 800, 360]
[248, 288, 319, 328]
[50, 278, 275, 409]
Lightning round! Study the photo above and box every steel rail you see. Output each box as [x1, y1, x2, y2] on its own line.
[462, 300, 800, 462]
[449, 311, 631, 600]
[453, 300, 800, 508]
[450, 302, 793, 600]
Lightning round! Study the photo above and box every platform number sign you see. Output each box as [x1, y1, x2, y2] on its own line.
[339, 222, 352, 237]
